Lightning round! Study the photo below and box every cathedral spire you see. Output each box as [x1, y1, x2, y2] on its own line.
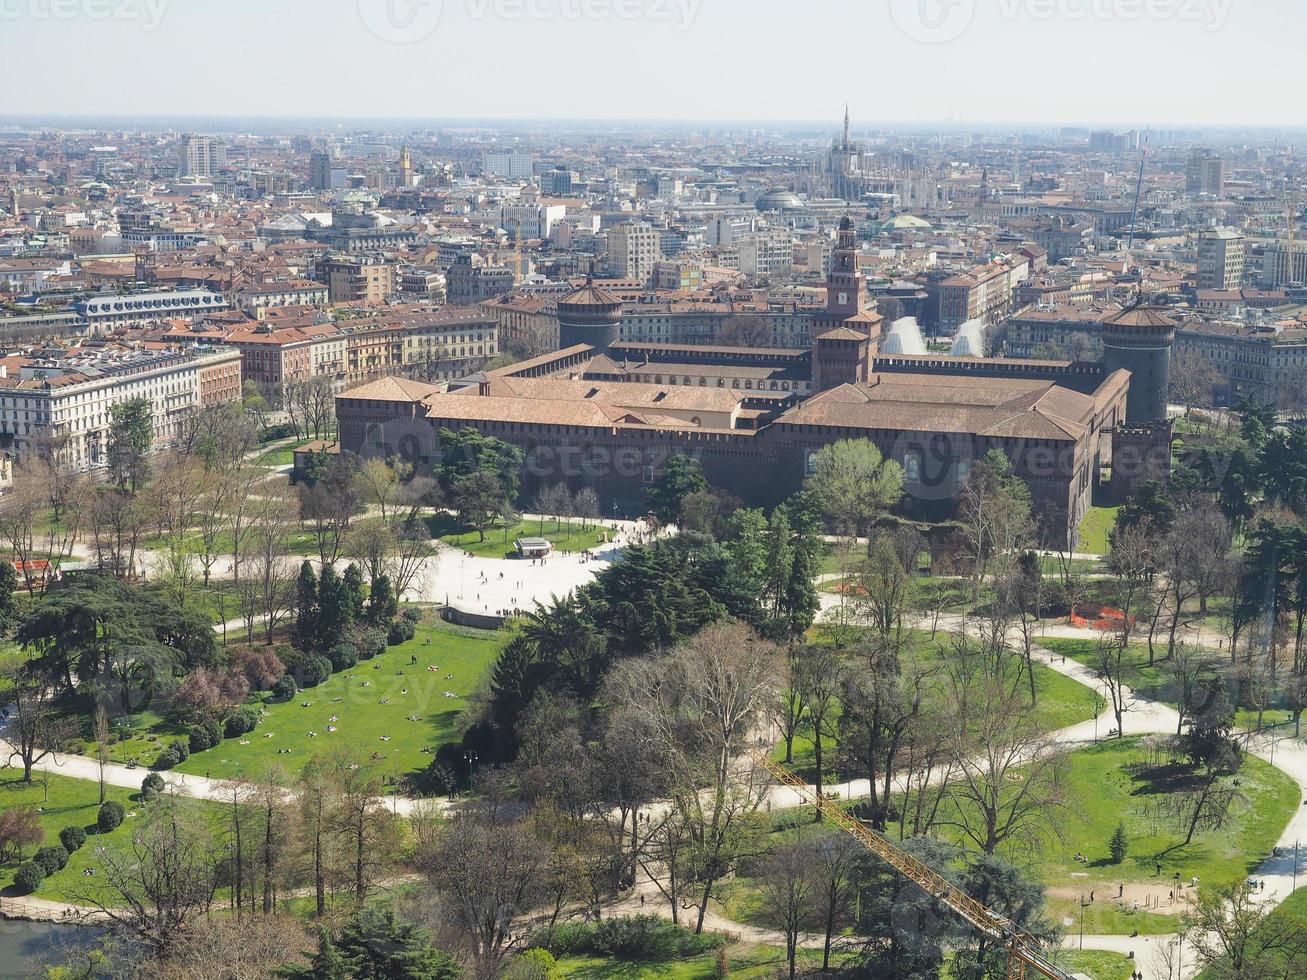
[843, 103, 851, 150]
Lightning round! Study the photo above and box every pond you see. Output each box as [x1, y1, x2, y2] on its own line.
[0, 918, 102, 978]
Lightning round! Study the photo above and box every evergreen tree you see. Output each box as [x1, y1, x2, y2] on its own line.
[294, 560, 319, 650]
[368, 574, 399, 623]
[1108, 822, 1128, 864]
[342, 564, 366, 624]
[317, 564, 348, 643]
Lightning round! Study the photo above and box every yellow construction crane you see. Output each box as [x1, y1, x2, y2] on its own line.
[755, 754, 1076, 980]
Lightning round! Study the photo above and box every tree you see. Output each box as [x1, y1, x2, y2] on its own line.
[2, 668, 76, 782]
[332, 903, 461, 980]
[81, 796, 220, 957]
[1176, 679, 1243, 845]
[757, 834, 817, 980]
[608, 621, 779, 933]
[0, 458, 87, 596]
[330, 753, 400, 903]
[939, 665, 1066, 855]
[809, 831, 862, 972]
[646, 453, 706, 525]
[452, 470, 512, 542]
[808, 439, 904, 538]
[0, 805, 43, 862]
[796, 644, 843, 822]
[422, 806, 545, 980]
[718, 315, 773, 347]
[1108, 821, 1128, 864]
[1170, 350, 1223, 415]
[299, 454, 362, 568]
[107, 396, 154, 492]
[1184, 882, 1307, 980]
[958, 450, 1033, 594]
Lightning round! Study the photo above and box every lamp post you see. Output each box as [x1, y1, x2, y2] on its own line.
[463, 750, 478, 792]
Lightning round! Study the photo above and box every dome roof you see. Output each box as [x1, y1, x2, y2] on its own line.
[756, 188, 804, 211]
[559, 278, 622, 310]
[880, 213, 932, 231]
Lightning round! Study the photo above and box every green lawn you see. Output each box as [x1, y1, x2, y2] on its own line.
[0, 772, 219, 904]
[1009, 738, 1297, 936]
[556, 945, 843, 979]
[171, 623, 507, 784]
[427, 513, 610, 558]
[1077, 506, 1119, 556]
[255, 445, 296, 468]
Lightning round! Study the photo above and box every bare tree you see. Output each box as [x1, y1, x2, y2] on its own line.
[939, 667, 1067, 855]
[0, 458, 86, 595]
[81, 796, 221, 957]
[608, 621, 780, 933]
[757, 833, 817, 980]
[422, 805, 545, 980]
[796, 644, 843, 821]
[1183, 882, 1307, 978]
[235, 489, 299, 644]
[2, 668, 76, 782]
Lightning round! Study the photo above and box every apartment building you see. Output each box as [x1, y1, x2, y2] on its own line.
[319, 254, 397, 304]
[235, 279, 330, 312]
[606, 222, 662, 283]
[75, 290, 230, 332]
[0, 344, 243, 469]
[1196, 227, 1246, 291]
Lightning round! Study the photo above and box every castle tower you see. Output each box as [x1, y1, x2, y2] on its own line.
[812, 215, 883, 391]
[399, 146, 413, 188]
[557, 277, 623, 353]
[1101, 303, 1177, 423]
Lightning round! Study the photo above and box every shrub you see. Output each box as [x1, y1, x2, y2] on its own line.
[189, 719, 222, 753]
[563, 916, 724, 963]
[223, 706, 259, 739]
[297, 654, 332, 689]
[271, 674, 297, 701]
[387, 619, 416, 646]
[356, 627, 387, 661]
[13, 861, 44, 894]
[505, 949, 561, 980]
[141, 772, 166, 801]
[59, 825, 87, 853]
[153, 743, 182, 770]
[401, 607, 423, 625]
[714, 947, 730, 979]
[540, 923, 591, 956]
[33, 844, 69, 875]
[97, 800, 125, 833]
[328, 642, 358, 672]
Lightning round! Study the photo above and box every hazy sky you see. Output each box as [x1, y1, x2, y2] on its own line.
[0, 0, 1296, 126]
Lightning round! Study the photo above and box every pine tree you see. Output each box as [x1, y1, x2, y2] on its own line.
[316, 564, 346, 643]
[1108, 821, 1128, 864]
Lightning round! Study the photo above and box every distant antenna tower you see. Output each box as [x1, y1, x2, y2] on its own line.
[1126, 137, 1148, 261]
[1287, 174, 1299, 288]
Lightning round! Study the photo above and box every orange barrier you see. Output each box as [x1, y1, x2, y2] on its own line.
[1070, 605, 1135, 632]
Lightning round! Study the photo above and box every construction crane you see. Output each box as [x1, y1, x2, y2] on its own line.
[755, 753, 1077, 980]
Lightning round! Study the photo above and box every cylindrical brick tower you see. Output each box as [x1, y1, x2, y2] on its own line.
[1102, 304, 1177, 423]
[557, 278, 623, 353]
